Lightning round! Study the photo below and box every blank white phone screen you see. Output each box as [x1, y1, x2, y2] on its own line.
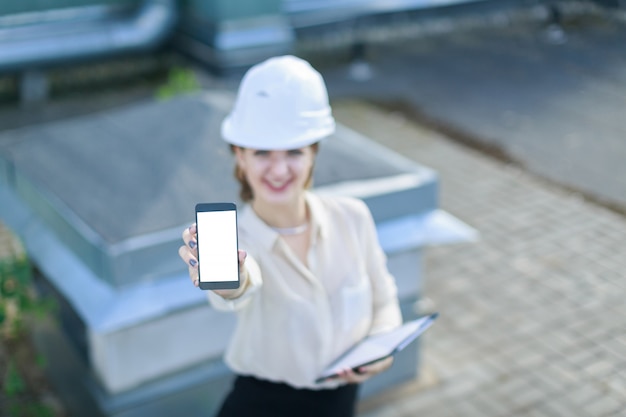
[197, 210, 238, 282]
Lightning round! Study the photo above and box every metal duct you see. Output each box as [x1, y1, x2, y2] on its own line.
[0, 0, 177, 72]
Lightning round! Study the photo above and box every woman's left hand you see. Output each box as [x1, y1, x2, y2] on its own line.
[336, 356, 394, 384]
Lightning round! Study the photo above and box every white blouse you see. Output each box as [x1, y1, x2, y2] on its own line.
[208, 192, 402, 389]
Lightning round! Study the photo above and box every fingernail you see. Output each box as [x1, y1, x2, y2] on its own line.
[189, 240, 196, 249]
[189, 259, 197, 267]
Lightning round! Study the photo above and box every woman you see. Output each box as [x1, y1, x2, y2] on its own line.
[178, 55, 402, 417]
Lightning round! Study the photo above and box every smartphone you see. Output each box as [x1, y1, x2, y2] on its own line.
[195, 202, 240, 290]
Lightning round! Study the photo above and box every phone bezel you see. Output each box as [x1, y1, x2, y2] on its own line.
[194, 202, 240, 290]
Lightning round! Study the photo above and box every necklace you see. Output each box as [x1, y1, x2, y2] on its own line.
[270, 223, 309, 235]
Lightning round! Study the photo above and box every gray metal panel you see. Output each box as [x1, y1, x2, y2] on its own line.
[2, 97, 234, 243]
[387, 248, 421, 302]
[364, 183, 437, 223]
[286, 0, 488, 28]
[377, 209, 479, 254]
[0, 1, 177, 72]
[13, 169, 107, 279]
[108, 238, 187, 287]
[0, 153, 9, 186]
[1, 95, 413, 244]
[315, 134, 408, 185]
[0, 93, 439, 287]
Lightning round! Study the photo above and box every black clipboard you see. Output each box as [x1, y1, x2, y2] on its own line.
[316, 313, 438, 383]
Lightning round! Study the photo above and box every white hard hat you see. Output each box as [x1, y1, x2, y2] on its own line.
[221, 55, 335, 150]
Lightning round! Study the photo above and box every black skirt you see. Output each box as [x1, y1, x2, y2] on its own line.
[216, 375, 360, 417]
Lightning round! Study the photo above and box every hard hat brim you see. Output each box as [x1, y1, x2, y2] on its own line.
[221, 116, 335, 150]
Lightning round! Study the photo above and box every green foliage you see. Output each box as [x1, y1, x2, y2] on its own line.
[36, 354, 47, 369]
[8, 402, 56, 417]
[4, 360, 25, 396]
[0, 256, 59, 415]
[0, 256, 31, 297]
[2, 360, 57, 417]
[155, 67, 201, 100]
[0, 256, 56, 338]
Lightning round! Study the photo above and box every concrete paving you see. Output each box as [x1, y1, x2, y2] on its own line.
[333, 100, 626, 417]
[321, 10, 626, 414]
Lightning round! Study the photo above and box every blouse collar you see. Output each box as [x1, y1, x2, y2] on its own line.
[238, 191, 328, 251]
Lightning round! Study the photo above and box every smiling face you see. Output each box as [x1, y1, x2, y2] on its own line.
[233, 146, 316, 207]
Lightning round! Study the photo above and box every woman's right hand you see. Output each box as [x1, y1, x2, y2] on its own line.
[178, 224, 249, 298]
[179, 223, 200, 287]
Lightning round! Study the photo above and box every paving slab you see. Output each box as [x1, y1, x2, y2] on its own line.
[334, 101, 626, 417]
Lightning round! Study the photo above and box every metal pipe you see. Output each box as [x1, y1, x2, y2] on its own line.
[0, 0, 177, 72]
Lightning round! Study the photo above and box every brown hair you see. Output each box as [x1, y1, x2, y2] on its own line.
[232, 143, 319, 202]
